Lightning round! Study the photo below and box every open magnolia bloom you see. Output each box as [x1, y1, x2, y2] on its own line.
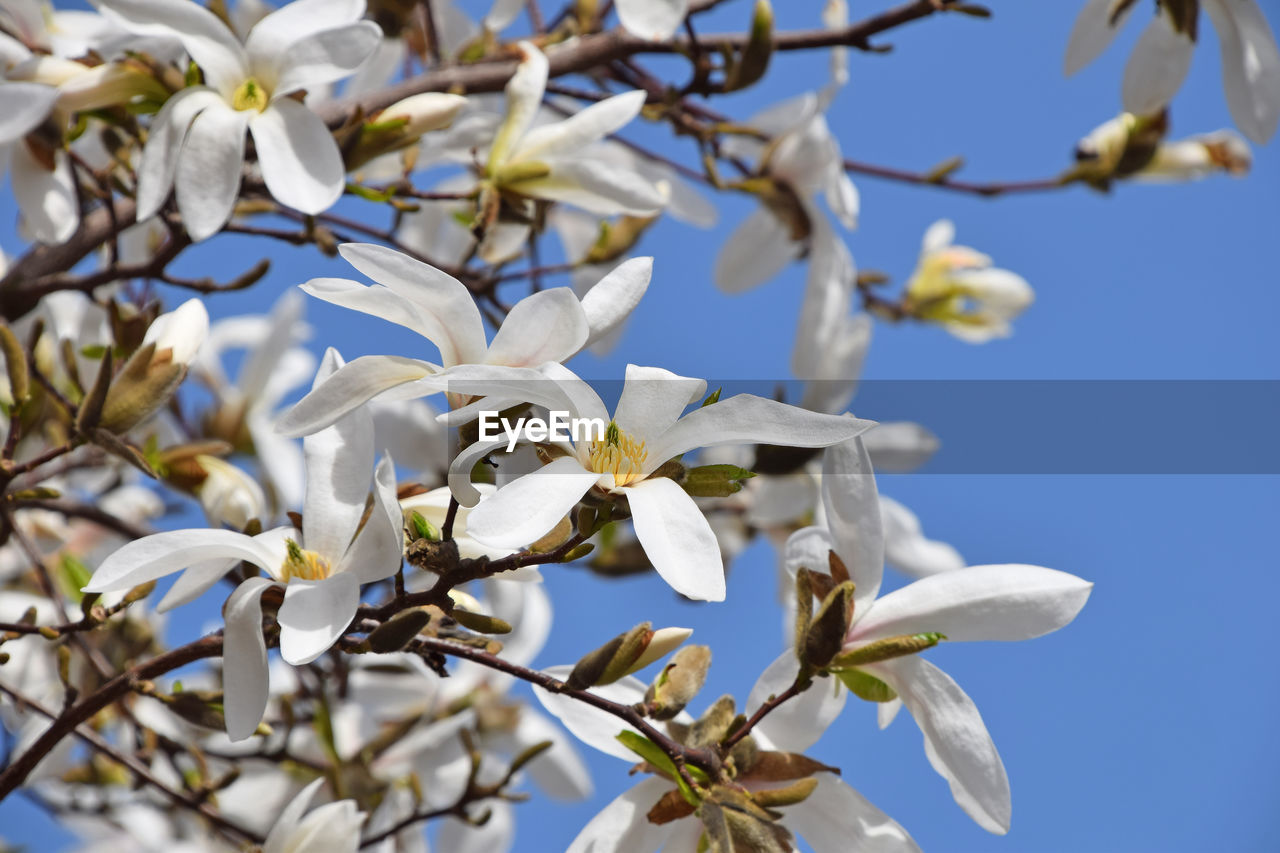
[755, 437, 1092, 834]
[276, 243, 651, 436]
[903, 219, 1034, 343]
[98, 0, 383, 240]
[262, 778, 365, 853]
[84, 349, 403, 740]
[435, 361, 874, 602]
[1064, 0, 1280, 143]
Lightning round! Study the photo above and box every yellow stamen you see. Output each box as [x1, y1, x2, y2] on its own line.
[587, 421, 648, 487]
[281, 539, 332, 582]
[231, 78, 269, 113]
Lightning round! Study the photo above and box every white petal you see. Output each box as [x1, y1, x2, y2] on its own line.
[447, 434, 512, 507]
[615, 0, 688, 41]
[649, 398, 874, 468]
[465, 457, 599, 548]
[274, 799, 365, 852]
[84, 529, 275, 593]
[820, 437, 884, 613]
[871, 656, 1010, 834]
[300, 277, 437, 343]
[262, 777, 324, 852]
[175, 100, 250, 242]
[1205, 0, 1280, 143]
[250, 99, 344, 215]
[566, 777, 675, 853]
[782, 525, 836, 581]
[245, 0, 364, 59]
[484, 0, 526, 32]
[335, 452, 403, 584]
[613, 364, 705, 446]
[276, 354, 436, 437]
[0, 82, 57, 143]
[625, 476, 725, 602]
[504, 709, 593, 800]
[98, 0, 247, 94]
[143, 297, 209, 365]
[486, 288, 589, 367]
[277, 572, 360, 665]
[515, 90, 647, 162]
[515, 159, 666, 216]
[714, 207, 799, 293]
[747, 652, 847, 753]
[1063, 0, 1132, 75]
[337, 242, 487, 366]
[135, 87, 223, 222]
[852, 564, 1093, 645]
[862, 422, 939, 473]
[302, 349, 375, 564]
[531, 665, 650, 760]
[223, 576, 277, 741]
[580, 257, 652, 349]
[156, 558, 239, 612]
[11, 144, 76, 245]
[788, 773, 921, 853]
[1122, 12, 1194, 115]
[920, 218, 955, 255]
[437, 801, 514, 853]
[488, 41, 547, 167]
[271, 21, 381, 95]
[879, 496, 965, 578]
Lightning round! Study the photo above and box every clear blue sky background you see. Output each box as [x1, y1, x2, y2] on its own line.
[3, 2, 1278, 851]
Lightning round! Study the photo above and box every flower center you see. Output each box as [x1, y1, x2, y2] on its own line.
[231, 77, 269, 112]
[587, 421, 648, 487]
[281, 539, 332, 582]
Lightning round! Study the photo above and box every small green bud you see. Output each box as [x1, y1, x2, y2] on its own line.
[831, 632, 945, 668]
[367, 608, 432, 652]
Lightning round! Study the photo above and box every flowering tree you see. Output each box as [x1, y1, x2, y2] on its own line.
[0, 0, 1273, 850]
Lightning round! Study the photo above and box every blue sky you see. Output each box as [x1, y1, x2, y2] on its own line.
[3, 2, 1278, 851]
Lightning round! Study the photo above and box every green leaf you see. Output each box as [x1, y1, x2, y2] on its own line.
[835, 668, 898, 703]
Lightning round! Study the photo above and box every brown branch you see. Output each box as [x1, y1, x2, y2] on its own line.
[844, 158, 1071, 197]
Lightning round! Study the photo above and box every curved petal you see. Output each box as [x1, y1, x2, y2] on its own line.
[244, 0, 364, 59]
[615, 0, 688, 41]
[0, 81, 57, 143]
[625, 476, 725, 602]
[580, 257, 652, 349]
[276, 354, 435, 438]
[175, 100, 250, 242]
[465, 456, 599, 548]
[1063, 0, 1132, 75]
[223, 576, 277, 741]
[84, 529, 275, 593]
[488, 41, 547, 167]
[782, 525, 837, 581]
[484, 0, 526, 32]
[156, 558, 240, 612]
[335, 452, 403, 584]
[485, 287, 589, 367]
[515, 159, 666, 216]
[261, 777, 324, 852]
[11, 144, 76, 245]
[1121, 12, 1193, 115]
[531, 665, 651, 761]
[788, 773, 921, 853]
[515, 90, 647, 162]
[862, 422, 939, 473]
[566, 777, 675, 853]
[820, 436, 884, 613]
[614, 364, 705, 446]
[851, 564, 1093, 645]
[277, 572, 360, 665]
[300, 277, 437, 342]
[714, 207, 800, 294]
[1205, 0, 1280, 143]
[649, 398, 874, 470]
[134, 87, 224, 222]
[747, 652, 847, 753]
[501, 709, 593, 800]
[869, 656, 1010, 834]
[271, 20, 381, 95]
[302, 349, 375, 564]
[880, 496, 965, 578]
[98, 0, 247, 94]
[250, 98, 344, 215]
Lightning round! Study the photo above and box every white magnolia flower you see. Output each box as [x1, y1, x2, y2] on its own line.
[263, 778, 365, 853]
[438, 361, 874, 601]
[615, 0, 687, 41]
[761, 438, 1092, 833]
[1139, 128, 1252, 181]
[1064, 0, 1280, 143]
[98, 0, 382, 240]
[531, 668, 919, 852]
[903, 219, 1033, 343]
[277, 244, 651, 435]
[84, 348, 403, 740]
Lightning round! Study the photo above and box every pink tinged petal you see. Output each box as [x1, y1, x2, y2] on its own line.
[134, 88, 223, 222]
[566, 777, 676, 853]
[1122, 12, 1194, 115]
[223, 576, 277, 741]
[532, 666, 650, 760]
[514, 159, 666, 216]
[870, 656, 1010, 834]
[97, 0, 247, 95]
[11, 144, 76, 245]
[302, 348, 375, 563]
[747, 652, 847, 753]
[485, 287, 589, 367]
[615, 0, 688, 41]
[0, 82, 57, 143]
[175, 100, 250, 242]
[336, 243, 487, 366]
[580, 257, 652, 349]
[821, 437, 884, 612]
[614, 364, 706, 448]
[714, 207, 802, 294]
[84, 529, 276, 593]
[277, 572, 360, 665]
[465, 456, 600, 548]
[515, 90, 648, 162]
[335, 453, 403, 584]
[1205, 0, 1280, 143]
[270, 20, 381, 95]
[649, 397, 875, 468]
[624, 476, 725, 602]
[276, 354, 436, 437]
[1063, 0, 1134, 75]
[262, 777, 324, 852]
[851, 564, 1093, 645]
[786, 772, 921, 853]
[156, 558, 240, 612]
[250, 98, 344, 215]
[488, 41, 547, 168]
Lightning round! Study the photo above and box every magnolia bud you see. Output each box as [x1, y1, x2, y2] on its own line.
[566, 622, 691, 689]
[832, 632, 944, 668]
[100, 300, 208, 434]
[644, 644, 711, 720]
[724, 0, 774, 92]
[345, 93, 467, 169]
[803, 581, 855, 670]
